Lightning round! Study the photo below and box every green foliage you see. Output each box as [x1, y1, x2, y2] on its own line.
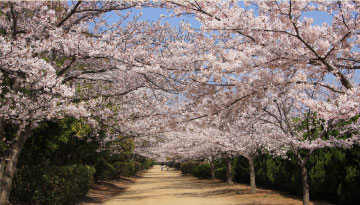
[17, 118, 100, 167]
[214, 167, 227, 181]
[11, 164, 95, 205]
[59, 117, 92, 140]
[232, 147, 360, 204]
[141, 159, 154, 170]
[180, 160, 226, 180]
[94, 160, 117, 181]
[233, 156, 249, 183]
[180, 161, 200, 175]
[109, 138, 135, 161]
[234, 154, 302, 196]
[114, 162, 135, 178]
[55, 56, 67, 67]
[192, 163, 212, 179]
[133, 161, 141, 173]
[0, 73, 12, 98]
[9, 117, 152, 203]
[95, 161, 145, 181]
[174, 162, 181, 170]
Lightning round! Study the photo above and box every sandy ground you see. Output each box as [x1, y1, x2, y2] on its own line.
[79, 165, 333, 205]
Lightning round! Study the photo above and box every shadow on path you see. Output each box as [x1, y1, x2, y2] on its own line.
[80, 166, 334, 205]
[77, 176, 140, 204]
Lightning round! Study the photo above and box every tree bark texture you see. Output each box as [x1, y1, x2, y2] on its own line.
[249, 158, 256, 194]
[226, 157, 233, 185]
[0, 123, 31, 205]
[300, 162, 310, 205]
[210, 160, 215, 180]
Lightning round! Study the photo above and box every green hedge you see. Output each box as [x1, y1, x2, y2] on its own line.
[141, 159, 153, 170]
[94, 160, 117, 181]
[174, 162, 181, 170]
[214, 167, 227, 181]
[113, 161, 142, 178]
[113, 162, 129, 177]
[192, 163, 212, 179]
[180, 161, 224, 180]
[133, 162, 141, 173]
[180, 161, 200, 175]
[95, 161, 146, 181]
[232, 146, 360, 204]
[11, 164, 95, 205]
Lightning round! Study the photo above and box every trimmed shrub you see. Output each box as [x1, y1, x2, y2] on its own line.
[141, 159, 153, 170]
[232, 146, 360, 204]
[233, 156, 249, 183]
[113, 161, 142, 178]
[94, 160, 117, 181]
[214, 167, 227, 181]
[11, 164, 95, 204]
[192, 163, 212, 179]
[174, 162, 181, 170]
[180, 161, 200, 175]
[113, 162, 133, 177]
[133, 161, 141, 173]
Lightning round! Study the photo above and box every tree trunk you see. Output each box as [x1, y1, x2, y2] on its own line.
[300, 162, 310, 205]
[226, 157, 233, 185]
[0, 117, 4, 185]
[248, 158, 256, 194]
[0, 117, 4, 140]
[210, 160, 215, 180]
[0, 123, 31, 205]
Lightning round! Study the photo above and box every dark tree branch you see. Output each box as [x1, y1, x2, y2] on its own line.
[57, 1, 82, 27]
[57, 56, 76, 77]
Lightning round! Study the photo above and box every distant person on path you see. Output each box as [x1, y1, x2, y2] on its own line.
[161, 165, 164, 171]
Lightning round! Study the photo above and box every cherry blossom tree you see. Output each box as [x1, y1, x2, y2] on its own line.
[0, 1, 192, 203]
[1, 1, 359, 205]
[164, 0, 360, 127]
[159, 1, 359, 204]
[222, 111, 283, 194]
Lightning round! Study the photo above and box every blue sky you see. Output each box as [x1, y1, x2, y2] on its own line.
[124, 3, 333, 27]
[77, 0, 335, 30]
[132, 7, 201, 28]
[93, 0, 340, 34]
[102, 7, 201, 29]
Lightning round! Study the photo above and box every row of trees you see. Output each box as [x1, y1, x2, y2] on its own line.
[150, 1, 360, 205]
[177, 146, 360, 204]
[0, 1, 177, 204]
[0, 1, 359, 205]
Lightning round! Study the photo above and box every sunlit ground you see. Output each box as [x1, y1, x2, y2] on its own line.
[79, 165, 333, 205]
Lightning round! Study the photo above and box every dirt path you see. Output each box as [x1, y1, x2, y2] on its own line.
[80, 165, 331, 205]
